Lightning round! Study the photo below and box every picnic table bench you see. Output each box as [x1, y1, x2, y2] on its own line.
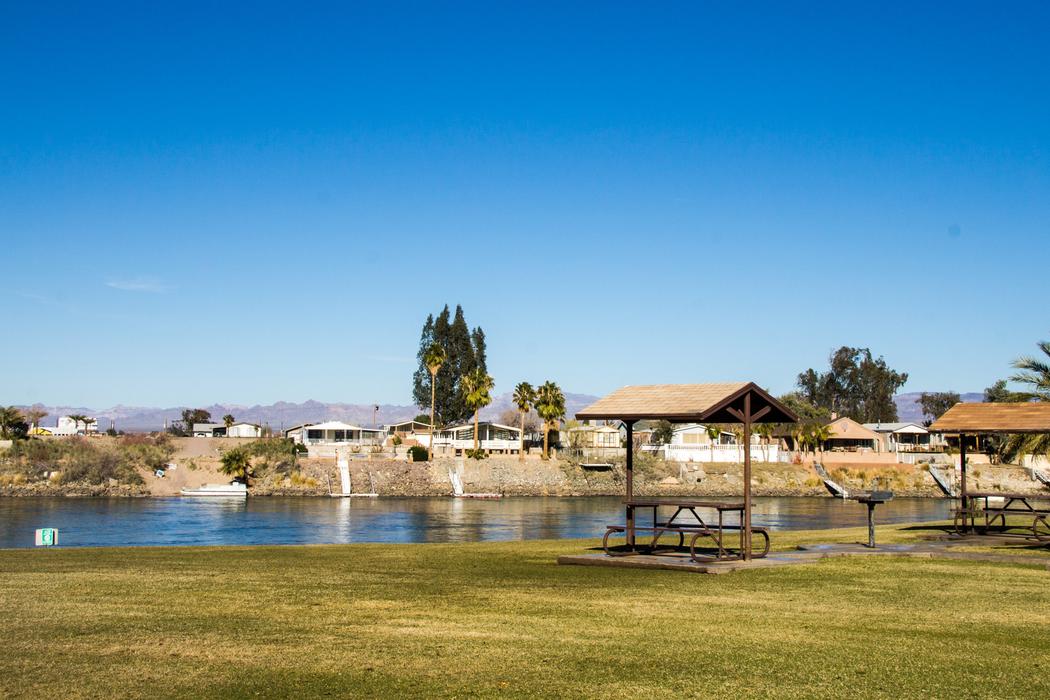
[954, 491, 1050, 542]
[603, 498, 770, 562]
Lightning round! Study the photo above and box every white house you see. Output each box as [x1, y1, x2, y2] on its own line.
[286, 421, 384, 446]
[31, 416, 97, 437]
[434, 422, 522, 455]
[226, 422, 263, 438]
[57, 415, 98, 435]
[862, 422, 934, 452]
[656, 423, 780, 463]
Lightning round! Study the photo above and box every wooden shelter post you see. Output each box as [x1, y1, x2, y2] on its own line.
[625, 419, 635, 548]
[743, 393, 753, 560]
[959, 432, 968, 531]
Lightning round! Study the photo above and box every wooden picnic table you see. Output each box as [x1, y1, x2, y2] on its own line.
[603, 498, 769, 562]
[955, 491, 1050, 541]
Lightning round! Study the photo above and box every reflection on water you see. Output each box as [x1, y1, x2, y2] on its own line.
[0, 496, 953, 549]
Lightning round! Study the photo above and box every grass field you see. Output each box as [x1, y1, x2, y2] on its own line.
[1, 523, 1048, 698]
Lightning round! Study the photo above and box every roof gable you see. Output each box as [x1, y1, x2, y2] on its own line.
[576, 382, 797, 423]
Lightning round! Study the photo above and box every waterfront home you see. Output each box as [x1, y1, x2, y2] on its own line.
[862, 421, 934, 452]
[657, 423, 780, 463]
[386, 420, 431, 436]
[285, 421, 384, 446]
[823, 416, 880, 452]
[567, 424, 622, 449]
[434, 422, 522, 455]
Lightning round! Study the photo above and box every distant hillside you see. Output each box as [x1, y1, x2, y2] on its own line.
[18, 392, 601, 432]
[893, 391, 983, 424]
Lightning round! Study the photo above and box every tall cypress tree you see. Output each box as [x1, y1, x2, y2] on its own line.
[412, 305, 487, 426]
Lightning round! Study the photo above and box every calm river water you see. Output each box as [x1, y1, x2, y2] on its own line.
[0, 496, 952, 549]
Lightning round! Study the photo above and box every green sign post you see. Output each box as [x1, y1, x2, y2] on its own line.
[35, 528, 58, 547]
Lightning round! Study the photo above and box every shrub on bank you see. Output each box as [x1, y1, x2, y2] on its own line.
[0, 435, 175, 486]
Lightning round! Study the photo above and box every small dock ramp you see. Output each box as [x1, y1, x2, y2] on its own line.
[448, 465, 465, 497]
[928, 466, 956, 497]
[813, 462, 848, 499]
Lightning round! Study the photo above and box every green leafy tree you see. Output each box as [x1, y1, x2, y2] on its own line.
[916, 392, 960, 427]
[423, 342, 447, 457]
[650, 420, 674, 448]
[984, 379, 1024, 403]
[411, 305, 487, 425]
[534, 381, 566, 460]
[461, 368, 494, 454]
[513, 382, 535, 461]
[219, 447, 253, 485]
[180, 409, 212, 434]
[223, 414, 235, 432]
[797, 347, 908, 423]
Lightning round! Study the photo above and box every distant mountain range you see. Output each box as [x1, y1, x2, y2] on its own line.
[17, 392, 603, 432]
[18, 391, 982, 432]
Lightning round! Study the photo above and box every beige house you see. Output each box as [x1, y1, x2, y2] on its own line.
[824, 417, 880, 452]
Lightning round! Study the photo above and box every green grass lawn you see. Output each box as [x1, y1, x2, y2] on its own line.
[1, 523, 1048, 698]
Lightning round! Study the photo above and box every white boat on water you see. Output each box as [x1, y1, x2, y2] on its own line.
[180, 482, 248, 498]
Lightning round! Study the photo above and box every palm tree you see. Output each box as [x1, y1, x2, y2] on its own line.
[423, 343, 447, 458]
[223, 414, 235, 435]
[0, 407, 26, 439]
[1004, 338, 1050, 460]
[809, 424, 833, 463]
[755, 423, 775, 463]
[67, 414, 90, 436]
[534, 381, 566, 460]
[461, 368, 494, 454]
[24, 407, 48, 433]
[705, 424, 721, 462]
[219, 447, 253, 486]
[513, 382, 535, 462]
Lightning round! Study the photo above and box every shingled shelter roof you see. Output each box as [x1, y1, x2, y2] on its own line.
[576, 382, 797, 423]
[929, 402, 1050, 434]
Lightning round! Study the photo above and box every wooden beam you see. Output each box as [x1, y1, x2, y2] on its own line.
[625, 420, 635, 548]
[751, 406, 771, 422]
[743, 393, 753, 561]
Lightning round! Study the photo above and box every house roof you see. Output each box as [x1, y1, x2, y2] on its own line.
[862, 422, 928, 434]
[192, 423, 223, 431]
[229, 422, 260, 429]
[387, 420, 430, 429]
[306, 421, 383, 432]
[827, 417, 879, 441]
[576, 382, 797, 423]
[929, 402, 1050, 434]
[445, 421, 521, 433]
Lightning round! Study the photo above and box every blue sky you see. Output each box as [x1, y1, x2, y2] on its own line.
[3, 2, 1048, 407]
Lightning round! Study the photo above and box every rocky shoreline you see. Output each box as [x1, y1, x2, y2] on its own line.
[4, 458, 1047, 499]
